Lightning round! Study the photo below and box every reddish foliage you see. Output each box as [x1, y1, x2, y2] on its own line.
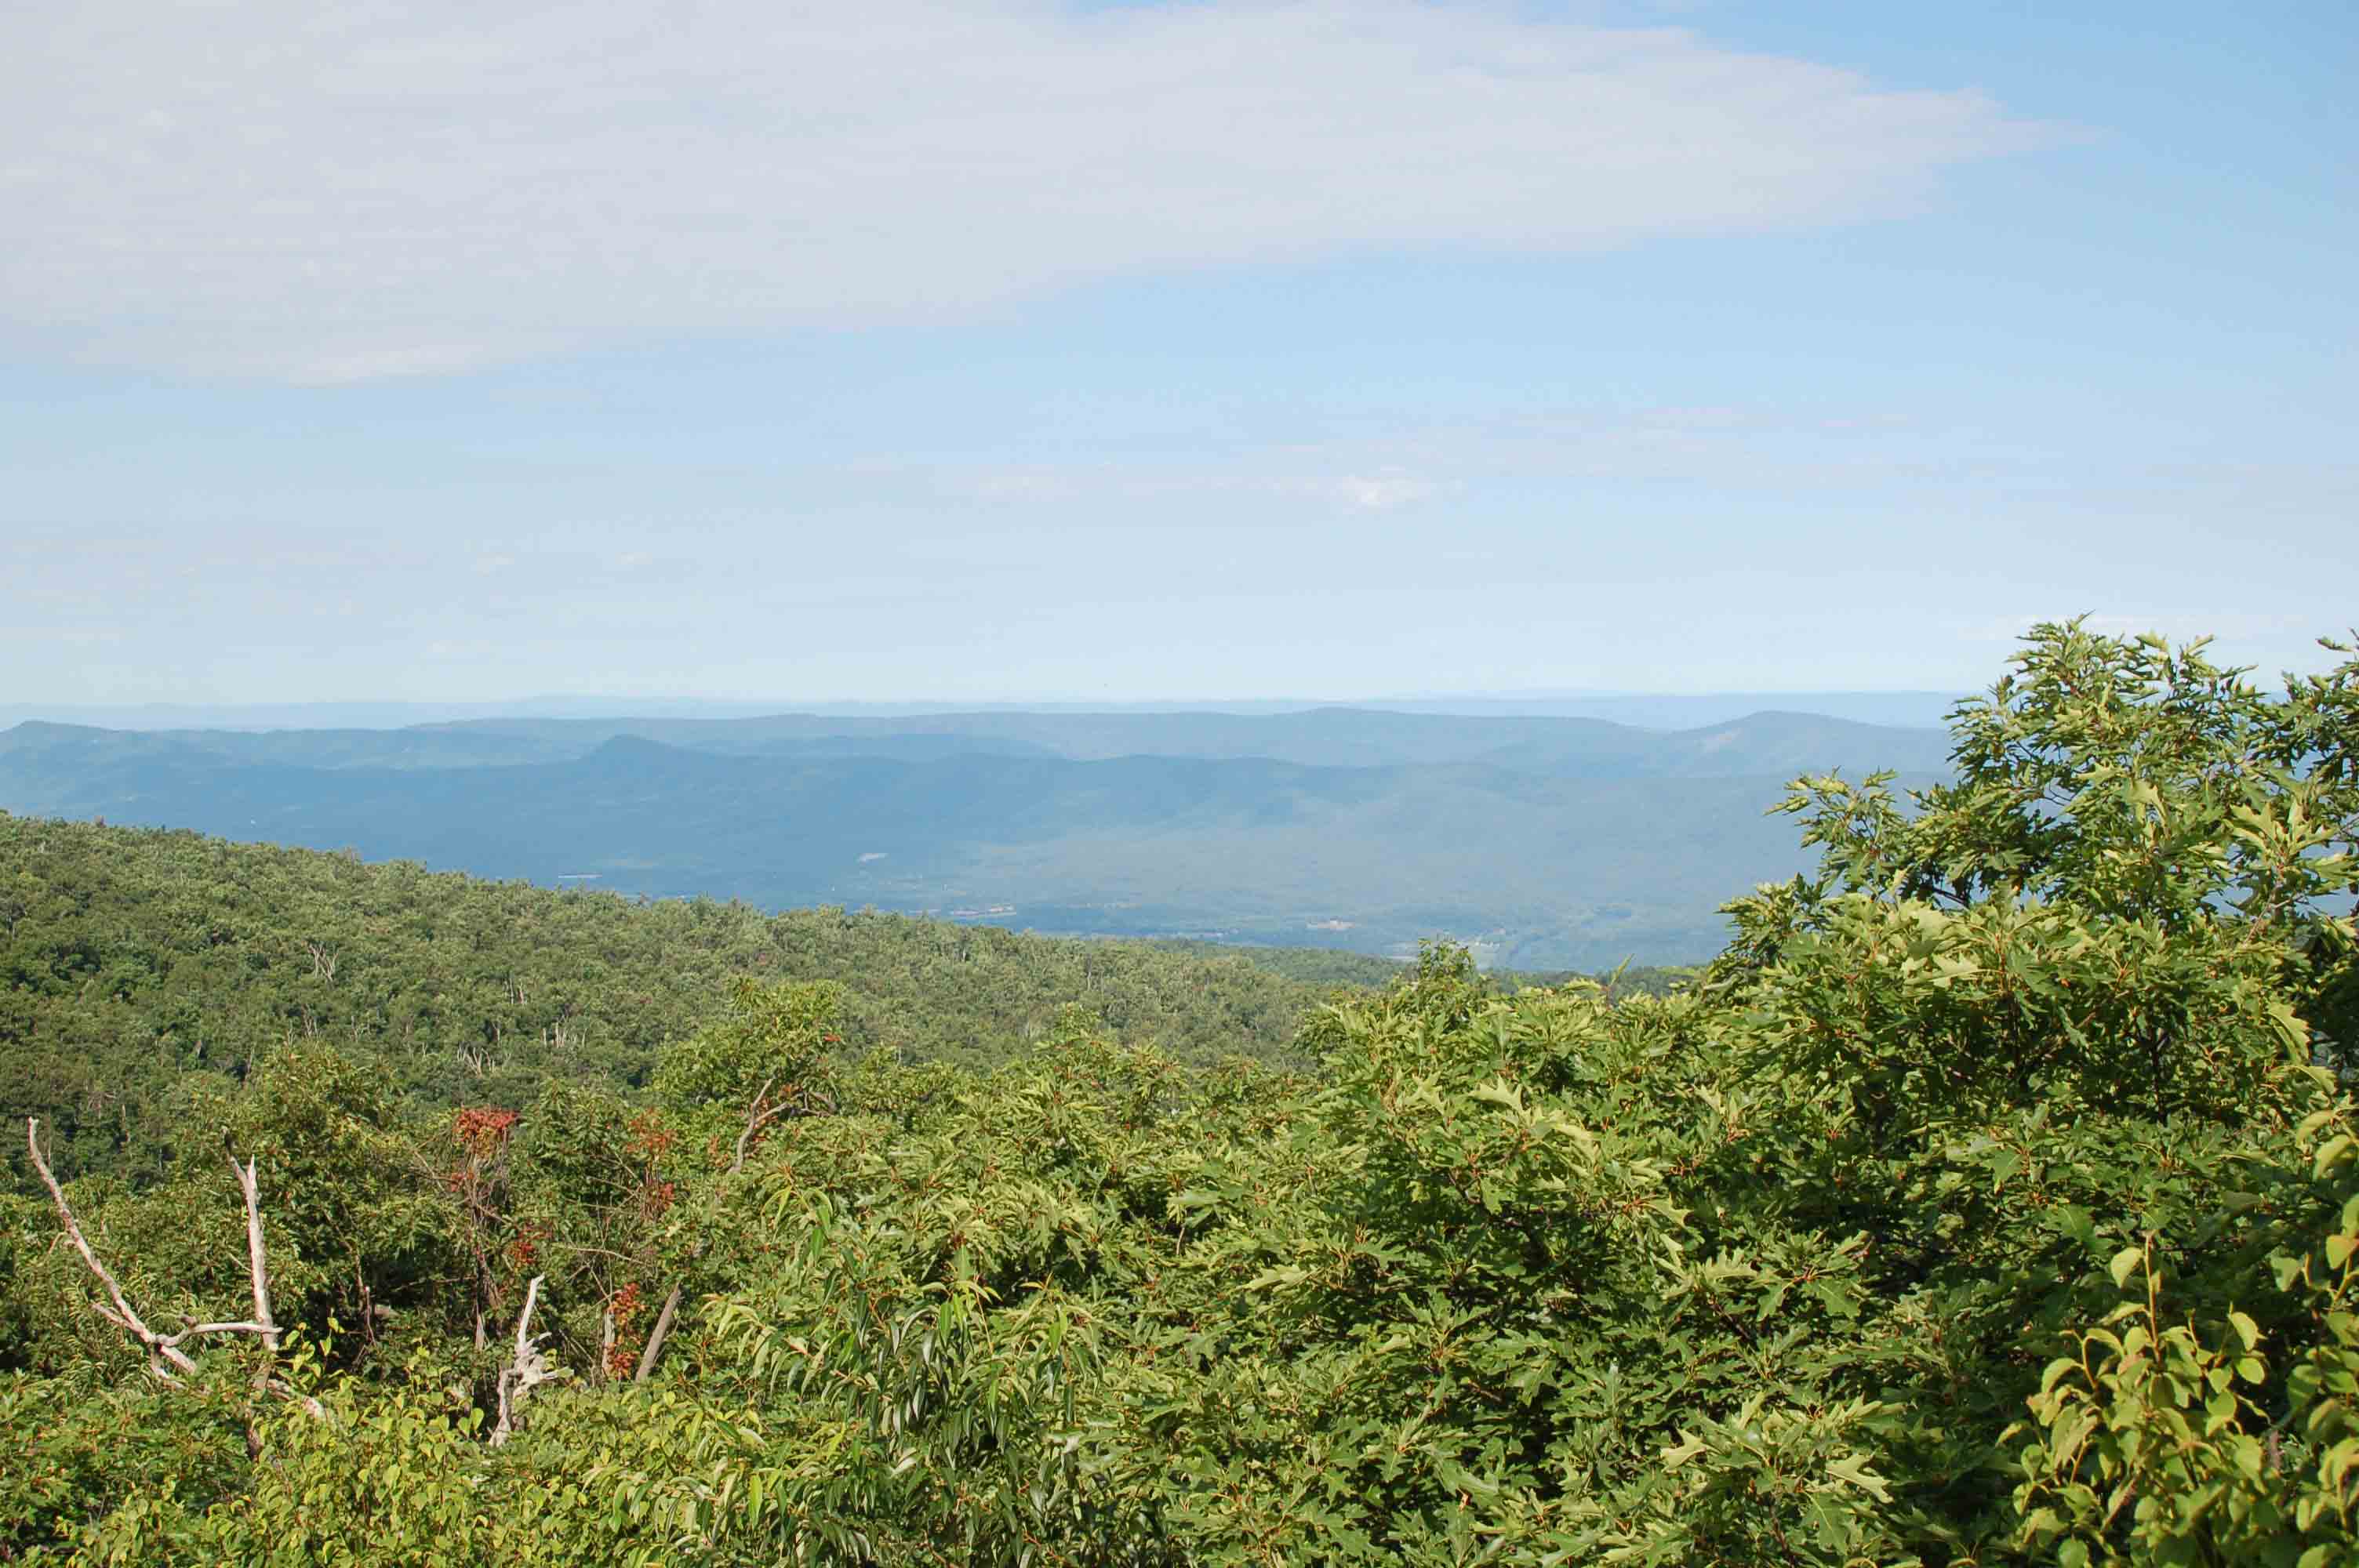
[452, 1105, 518, 1161]
[605, 1281, 647, 1377]
[623, 1109, 675, 1163]
[505, 1219, 551, 1272]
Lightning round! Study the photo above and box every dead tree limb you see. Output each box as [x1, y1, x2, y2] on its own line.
[491, 1273, 558, 1446]
[227, 1146, 285, 1392]
[27, 1118, 197, 1378]
[27, 1118, 323, 1418]
[632, 1284, 684, 1385]
[732, 1076, 782, 1175]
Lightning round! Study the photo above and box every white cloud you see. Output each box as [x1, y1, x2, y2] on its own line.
[949, 462, 1440, 510]
[963, 470, 1084, 504]
[0, 2, 2045, 382]
[1285, 473, 1440, 511]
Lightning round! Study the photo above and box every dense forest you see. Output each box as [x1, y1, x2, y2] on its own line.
[0, 827, 1402, 1190]
[5, 622, 2357, 1565]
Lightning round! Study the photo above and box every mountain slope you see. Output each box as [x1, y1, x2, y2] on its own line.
[0, 815, 1372, 1185]
[0, 726, 1936, 967]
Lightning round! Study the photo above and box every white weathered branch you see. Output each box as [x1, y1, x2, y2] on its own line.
[26, 1118, 320, 1419]
[228, 1147, 286, 1389]
[161, 1319, 276, 1343]
[27, 1118, 198, 1378]
[491, 1273, 559, 1445]
[265, 1377, 328, 1420]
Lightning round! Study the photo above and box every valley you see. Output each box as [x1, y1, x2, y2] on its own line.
[0, 706, 1951, 968]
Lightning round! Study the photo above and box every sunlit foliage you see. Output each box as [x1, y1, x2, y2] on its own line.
[4, 621, 2355, 1565]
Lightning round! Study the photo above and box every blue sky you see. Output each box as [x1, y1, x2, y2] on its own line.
[2, 1, 2350, 706]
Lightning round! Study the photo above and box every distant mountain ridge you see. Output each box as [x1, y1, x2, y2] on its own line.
[2, 705, 1954, 775]
[0, 689, 1965, 731]
[0, 706, 1953, 969]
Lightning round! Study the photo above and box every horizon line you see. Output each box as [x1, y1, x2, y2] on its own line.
[0, 685, 1971, 713]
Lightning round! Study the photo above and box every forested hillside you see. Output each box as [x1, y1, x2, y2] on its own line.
[5, 624, 2357, 1566]
[0, 706, 1950, 967]
[0, 821, 1358, 1188]
[1145, 939, 1692, 999]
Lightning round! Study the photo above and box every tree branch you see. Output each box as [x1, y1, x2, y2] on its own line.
[27, 1118, 197, 1378]
[234, 1155, 275, 1337]
[632, 1283, 684, 1385]
[160, 1319, 277, 1343]
[732, 1076, 781, 1175]
[639, 1076, 824, 1385]
[492, 1273, 558, 1446]
[25, 1118, 322, 1419]
[227, 1147, 285, 1392]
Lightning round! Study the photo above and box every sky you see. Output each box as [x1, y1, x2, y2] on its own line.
[2, 0, 2352, 707]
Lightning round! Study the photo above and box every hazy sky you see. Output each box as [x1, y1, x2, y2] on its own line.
[3, 1, 2351, 705]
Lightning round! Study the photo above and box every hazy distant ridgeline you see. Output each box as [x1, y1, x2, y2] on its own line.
[428, 706, 1957, 777]
[0, 707, 1952, 969]
[0, 705, 1955, 775]
[0, 690, 1965, 732]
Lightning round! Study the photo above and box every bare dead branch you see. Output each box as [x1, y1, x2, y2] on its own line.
[27, 1118, 197, 1378]
[161, 1320, 276, 1342]
[26, 1118, 322, 1419]
[491, 1274, 558, 1446]
[732, 1076, 782, 1175]
[229, 1151, 282, 1353]
[632, 1283, 685, 1385]
[227, 1148, 287, 1397]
